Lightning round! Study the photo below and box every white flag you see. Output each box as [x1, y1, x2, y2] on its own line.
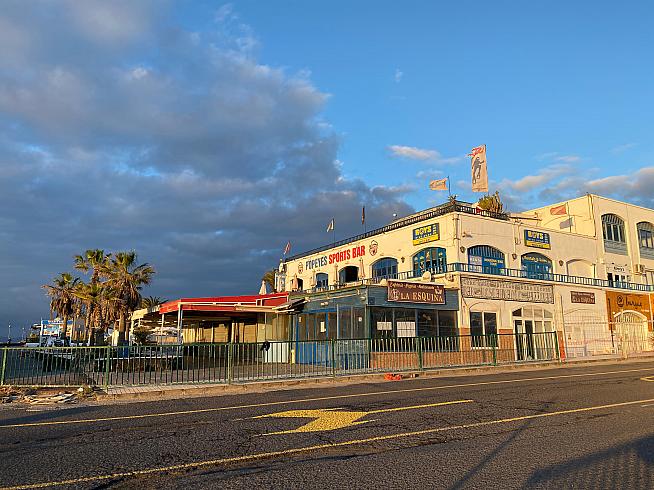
[326, 219, 335, 232]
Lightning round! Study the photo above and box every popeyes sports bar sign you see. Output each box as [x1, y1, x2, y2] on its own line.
[304, 245, 366, 270]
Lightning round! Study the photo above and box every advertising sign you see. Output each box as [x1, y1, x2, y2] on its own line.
[524, 230, 551, 249]
[606, 291, 652, 321]
[412, 223, 440, 246]
[387, 281, 445, 304]
[571, 291, 596, 304]
[469, 255, 505, 269]
[461, 277, 554, 303]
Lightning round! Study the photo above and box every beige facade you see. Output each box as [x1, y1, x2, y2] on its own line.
[281, 196, 654, 357]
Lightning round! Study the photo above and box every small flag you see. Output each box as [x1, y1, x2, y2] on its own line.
[429, 178, 448, 191]
[550, 203, 568, 216]
[361, 206, 365, 225]
[326, 219, 335, 232]
[469, 144, 489, 193]
[283, 241, 291, 255]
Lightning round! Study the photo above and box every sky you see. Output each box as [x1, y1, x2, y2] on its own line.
[1, 1, 653, 338]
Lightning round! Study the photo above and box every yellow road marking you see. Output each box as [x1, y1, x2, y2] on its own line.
[3, 397, 653, 490]
[254, 399, 473, 435]
[2, 366, 654, 429]
[640, 376, 654, 382]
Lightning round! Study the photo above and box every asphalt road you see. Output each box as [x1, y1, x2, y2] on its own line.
[2, 360, 654, 489]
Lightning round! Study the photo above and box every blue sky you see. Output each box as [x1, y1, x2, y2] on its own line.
[0, 1, 653, 337]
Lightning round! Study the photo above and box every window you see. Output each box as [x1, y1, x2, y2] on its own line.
[602, 214, 625, 242]
[638, 222, 654, 259]
[602, 214, 627, 255]
[468, 245, 505, 272]
[470, 311, 497, 348]
[413, 247, 447, 276]
[371, 307, 394, 338]
[372, 258, 398, 279]
[521, 252, 553, 277]
[316, 273, 329, 289]
[338, 266, 358, 283]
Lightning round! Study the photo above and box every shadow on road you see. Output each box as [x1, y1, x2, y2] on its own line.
[524, 434, 654, 488]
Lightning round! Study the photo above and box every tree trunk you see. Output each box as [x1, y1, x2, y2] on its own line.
[117, 311, 127, 345]
[61, 313, 69, 341]
[84, 305, 92, 343]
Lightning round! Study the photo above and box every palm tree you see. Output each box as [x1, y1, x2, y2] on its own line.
[42, 273, 80, 340]
[141, 296, 166, 309]
[262, 269, 276, 293]
[103, 251, 155, 344]
[74, 249, 111, 341]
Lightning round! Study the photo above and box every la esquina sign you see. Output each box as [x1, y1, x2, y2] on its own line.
[387, 281, 445, 304]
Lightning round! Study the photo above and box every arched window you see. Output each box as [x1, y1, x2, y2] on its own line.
[338, 266, 359, 284]
[372, 258, 398, 279]
[413, 247, 447, 276]
[468, 245, 505, 272]
[602, 214, 627, 254]
[316, 273, 329, 289]
[637, 222, 654, 259]
[521, 252, 553, 277]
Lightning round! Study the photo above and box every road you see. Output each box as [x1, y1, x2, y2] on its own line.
[1, 360, 654, 489]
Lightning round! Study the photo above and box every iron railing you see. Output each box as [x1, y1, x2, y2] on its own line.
[0, 332, 560, 388]
[297, 262, 654, 294]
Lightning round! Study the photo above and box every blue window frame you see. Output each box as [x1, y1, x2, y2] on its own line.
[372, 258, 398, 279]
[521, 252, 552, 277]
[468, 245, 505, 272]
[413, 247, 447, 276]
[316, 273, 329, 289]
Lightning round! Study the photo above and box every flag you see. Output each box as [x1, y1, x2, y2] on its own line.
[550, 203, 568, 216]
[429, 178, 448, 191]
[361, 206, 365, 225]
[326, 219, 335, 232]
[283, 241, 291, 255]
[469, 144, 488, 193]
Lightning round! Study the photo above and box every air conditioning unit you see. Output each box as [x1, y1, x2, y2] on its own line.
[634, 264, 646, 274]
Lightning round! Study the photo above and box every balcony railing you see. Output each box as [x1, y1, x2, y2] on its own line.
[295, 262, 654, 294]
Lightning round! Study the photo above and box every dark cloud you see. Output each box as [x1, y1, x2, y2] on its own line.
[0, 3, 413, 335]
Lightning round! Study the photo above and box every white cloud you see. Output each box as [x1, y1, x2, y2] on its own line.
[611, 143, 637, 154]
[394, 68, 403, 83]
[388, 145, 463, 164]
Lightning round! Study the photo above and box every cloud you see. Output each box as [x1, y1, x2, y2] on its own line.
[394, 68, 403, 83]
[0, 4, 414, 334]
[534, 152, 582, 163]
[388, 145, 463, 164]
[500, 164, 575, 193]
[611, 143, 637, 154]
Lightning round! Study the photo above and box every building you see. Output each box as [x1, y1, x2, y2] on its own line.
[279, 195, 654, 360]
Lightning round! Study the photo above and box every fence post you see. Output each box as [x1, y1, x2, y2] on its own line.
[331, 339, 336, 377]
[416, 337, 423, 371]
[227, 342, 234, 384]
[553, 331, 561, 362]
[0, 347, 7, 385]
[103, 346, 111, 390]
[492, 335, 498, 366]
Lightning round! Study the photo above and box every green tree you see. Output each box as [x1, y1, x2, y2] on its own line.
[103, 251, 155, 344]
[477, 191, 505, 214]
[74, 249, 111, 341]
[141, 296, 166, 309]
[42, 273, 80, 340]
[262, 269, 276, 293]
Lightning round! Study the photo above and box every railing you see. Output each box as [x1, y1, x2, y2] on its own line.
[0, 333, 559, 388]
[285, 202, 509, 261]
[297, 262, 654, 294]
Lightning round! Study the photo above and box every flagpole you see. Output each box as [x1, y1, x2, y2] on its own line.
[447, 175, 451, 197]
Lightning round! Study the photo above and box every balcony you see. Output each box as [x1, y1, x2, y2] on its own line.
[295, 262, 654, 294]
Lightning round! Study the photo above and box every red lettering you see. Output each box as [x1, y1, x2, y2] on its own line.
[346, 249, 351, 260]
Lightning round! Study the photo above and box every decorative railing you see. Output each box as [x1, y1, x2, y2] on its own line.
[296, 262, 654, 294]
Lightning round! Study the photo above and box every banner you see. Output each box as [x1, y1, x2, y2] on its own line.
[550, 203, 567, 216]
[469, 145, 488, 192]
[387, 281, 445, 304]
[429, 178, 448, 191]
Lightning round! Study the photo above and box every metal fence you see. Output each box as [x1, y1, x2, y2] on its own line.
[0, 332, 559, 388]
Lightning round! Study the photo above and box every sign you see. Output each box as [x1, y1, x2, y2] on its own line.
[469, 255, 505, 269]
[412, 223, 440, 245]
[524, 230, 551, 249]
[571, 291, 595, 304]
[304, 245, 366, 271]
[461, 276, 554, 304]
[369, 240, 378, 256]
[606, 291, 652, 321]
[387, 281, 445, 304]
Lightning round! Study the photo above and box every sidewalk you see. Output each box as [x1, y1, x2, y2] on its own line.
[97, 355, 654, 403]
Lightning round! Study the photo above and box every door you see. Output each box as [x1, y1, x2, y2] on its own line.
[524, 320, 535, 359]
[514, 320, 525, 361]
